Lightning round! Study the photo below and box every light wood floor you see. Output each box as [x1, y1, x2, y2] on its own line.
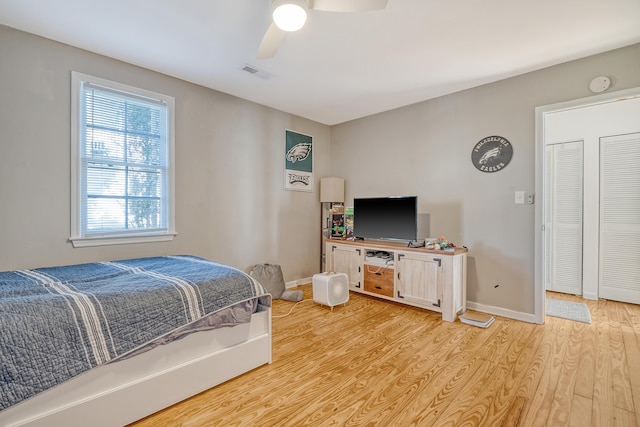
[130, 288, 640, 426]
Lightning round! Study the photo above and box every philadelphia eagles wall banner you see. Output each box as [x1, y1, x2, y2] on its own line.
[285, 129, 313, 191]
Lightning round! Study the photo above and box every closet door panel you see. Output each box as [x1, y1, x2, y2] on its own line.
[545, 141, 583, 295]
[599, 133, 640, 304]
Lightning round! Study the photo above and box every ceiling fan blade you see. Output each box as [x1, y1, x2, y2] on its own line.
[310, 0, 388, 12]
[257, 22, 286, 59]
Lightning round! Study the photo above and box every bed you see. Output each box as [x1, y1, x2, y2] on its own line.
[0, 255, 272, 427]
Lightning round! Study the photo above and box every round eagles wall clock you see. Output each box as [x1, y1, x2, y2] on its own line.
[471, 135, 513, 173]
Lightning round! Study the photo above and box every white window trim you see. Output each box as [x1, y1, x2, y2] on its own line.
[70, 71, 176, 248]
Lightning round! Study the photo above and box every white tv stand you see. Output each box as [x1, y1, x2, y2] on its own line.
[325, 239, 467, 322]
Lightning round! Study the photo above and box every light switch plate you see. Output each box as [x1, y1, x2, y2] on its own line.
[515, 191, 525, 204]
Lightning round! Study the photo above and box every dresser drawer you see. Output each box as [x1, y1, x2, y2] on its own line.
[364, 264, 394, 297]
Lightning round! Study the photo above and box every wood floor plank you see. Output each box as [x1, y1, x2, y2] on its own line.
[500, 395, 528, 427]
[378, 320, 523, 426]
[574, 299, 597, 398]
[519, 315, 573, 427]
[607, 299, 636, 413]
[326, 315, 476, 425]
[398, 321, 516, 426]
[568, 394, 592, 427]
[617, 302, 640, 424]
[129, 289, 639, 427]
[613, 407, 638, 427]
[451, 323, 538, 426]
[275, 314, 447, 425]
[592, 299, 615, 426]
[488, 322, 558, 426]
[510, 317, 558, 424]
[547, 320, 587, 426]
[212, 298, 447, 426]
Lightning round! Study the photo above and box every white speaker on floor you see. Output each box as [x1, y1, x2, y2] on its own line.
[312, 272, 349, 309]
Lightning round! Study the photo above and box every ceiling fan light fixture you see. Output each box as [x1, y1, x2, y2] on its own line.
[272, 0, 308, 32]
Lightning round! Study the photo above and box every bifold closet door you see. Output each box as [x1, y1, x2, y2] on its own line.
[599, 133, 640, 304]
[544, 141, 583, 295]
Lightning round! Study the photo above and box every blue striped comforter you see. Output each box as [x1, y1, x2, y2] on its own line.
[0, 255, 269, 411]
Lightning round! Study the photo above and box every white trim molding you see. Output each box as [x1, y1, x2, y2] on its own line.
[465, 301, 537, 324]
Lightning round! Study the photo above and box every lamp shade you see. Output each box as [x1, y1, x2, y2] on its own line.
[320, 177, 345, 202]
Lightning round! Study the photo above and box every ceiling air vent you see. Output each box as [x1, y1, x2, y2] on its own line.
[241, 64, 270, 79]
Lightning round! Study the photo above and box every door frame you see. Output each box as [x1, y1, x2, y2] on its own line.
[534, 86, 640, 324]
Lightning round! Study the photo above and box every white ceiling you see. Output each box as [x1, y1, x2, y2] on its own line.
[1, 0, 639, 125]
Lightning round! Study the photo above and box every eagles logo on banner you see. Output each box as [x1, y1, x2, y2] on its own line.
[284, 129, 313, 191]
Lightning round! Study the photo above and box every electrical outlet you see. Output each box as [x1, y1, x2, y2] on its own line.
[527, 193, 535, 204]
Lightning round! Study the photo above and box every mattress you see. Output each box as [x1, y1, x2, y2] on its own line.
[0, 255, 270, 412]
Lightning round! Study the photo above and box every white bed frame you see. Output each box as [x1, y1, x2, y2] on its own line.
[0, 305, 271, 427]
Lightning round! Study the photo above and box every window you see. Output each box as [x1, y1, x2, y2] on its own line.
[71, 72, 175, 247]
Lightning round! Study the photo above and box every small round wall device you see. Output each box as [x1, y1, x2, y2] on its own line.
[589, 76, 611, 93]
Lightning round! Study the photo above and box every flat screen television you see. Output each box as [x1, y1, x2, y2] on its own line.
[353, 196, 417, 241]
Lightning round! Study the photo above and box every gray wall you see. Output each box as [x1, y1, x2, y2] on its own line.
[331, 43, 640, 315]
[0, 25, 331, 280]
[2, 23, 639, 317]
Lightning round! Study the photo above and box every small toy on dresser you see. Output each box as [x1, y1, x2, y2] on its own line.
[426, 236, 456, 251]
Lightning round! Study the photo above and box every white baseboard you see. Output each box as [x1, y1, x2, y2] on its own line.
[284, 280, 538, 324]
[466, 301, 536, 324]
[286, 277, 312, 289]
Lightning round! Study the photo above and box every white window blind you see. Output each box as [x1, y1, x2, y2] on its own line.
[71, 72, 175, 247]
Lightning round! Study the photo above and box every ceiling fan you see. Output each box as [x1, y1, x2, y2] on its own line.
[257, 0, 388, 59]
